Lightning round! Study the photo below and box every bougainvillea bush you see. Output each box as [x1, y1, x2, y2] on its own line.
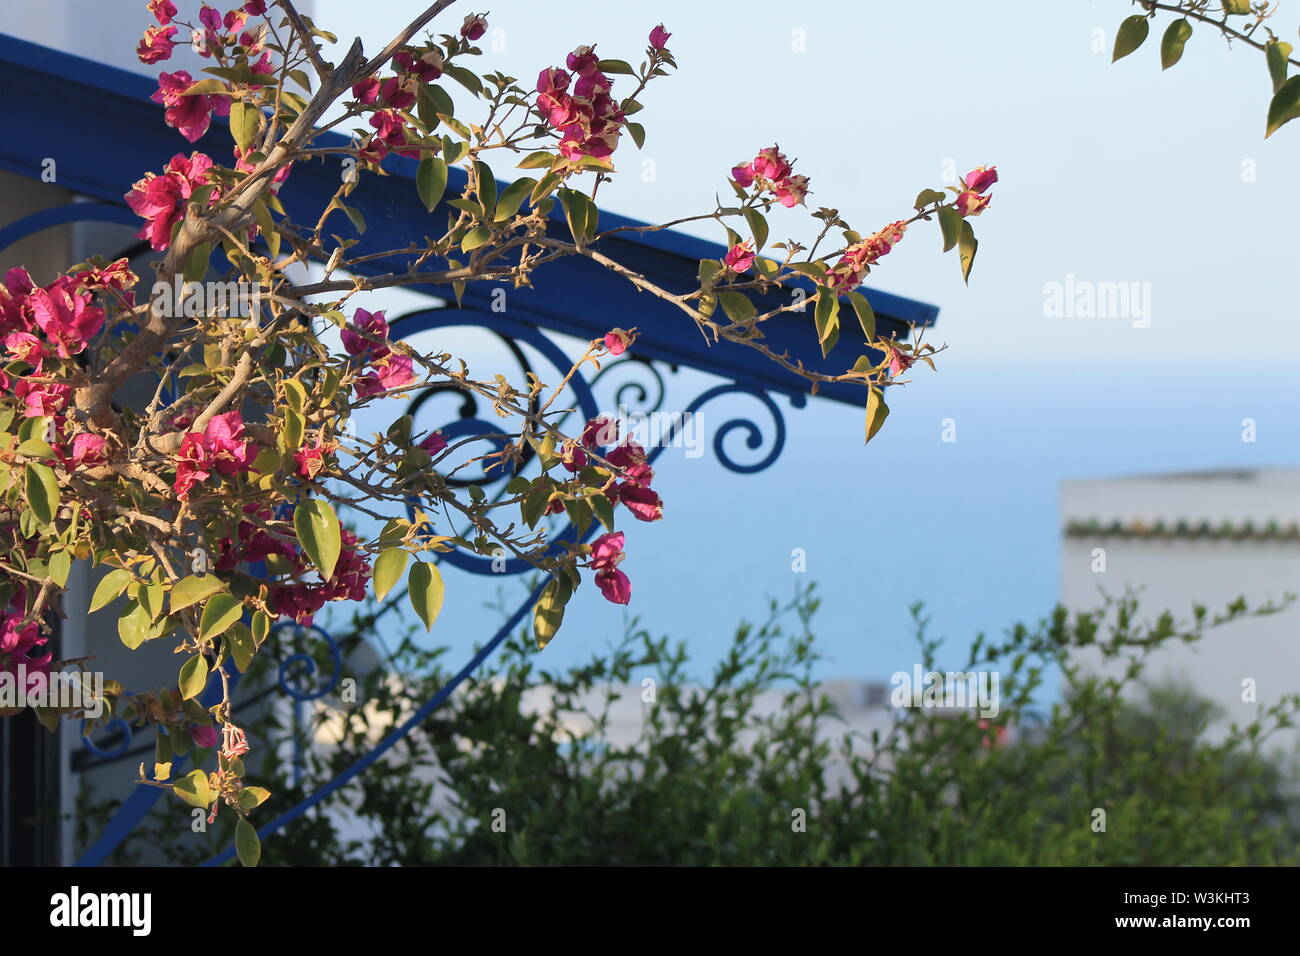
[0, 1, 999, 864]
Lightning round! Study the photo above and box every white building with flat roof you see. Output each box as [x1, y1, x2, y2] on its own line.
[1061, 469, 1300, 739]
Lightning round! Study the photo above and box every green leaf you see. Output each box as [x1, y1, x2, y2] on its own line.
[493, 177, 537, 221]
[516, 151, 555, 169]
[914, 188, 946, 209]
[236, 818, 261, 867]
[48, 551, 71, 588]
[590, 493, 615, 531]
[460, 225, 491, 252]
[937, 205, 962, 253]
[596, 58, 636, 75]
[814, 286, 840, 358]
[415, 83, 443, 131]
[24, 463, 58, 526]
[229, 101, 259, 152]
[416, 156, 449, 212]
[170, 574, 227, 614]
[295, 498, 341, 580]
[199, 592, 243, 640]
[474, 161, 497, 218]
[372, 547, 409, 601]
[281, 408, 304, 453]
[1160, 19, 1192, 70]
[626, 121, 646, 149]
[251, 197, 279, 259]
[408, 561, 445, 632]
[1266, 74, 1300, 137]
[846, 290, 876, 340]
[226, 622, 255, 673]
[183, 242, 212, 283]
[1267, 40, 1293, 93]
[117, 600, 152, 650]
[179, 655, 209, 701]
[718, 291, 755, 323]
[239, 786, 271, 810]
[530, 171, 562, 205]
[865, 387, 890, 444]
[558, 188, 596, 244]
[90, 568, 134, 613]
[533, 574, 572, 649]
[958, 220, 978, 284]
[743, 206, 768, 250]
[1222, 0, 1251, 13]
[1112, 15, 1149, 62]
[173, 769, 213, 809]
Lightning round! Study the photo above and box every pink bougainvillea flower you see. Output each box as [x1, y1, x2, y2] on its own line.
[28, 282, 105, 358]
[0, 605, 51, 681]
[955, 190, 990, 218]
[581, 415, 618, 449]
[724, 241, 755, 274]
[600, 441, 665, 522]
[603, 328, 632, 356]
[537, 67, 570, 96]
[885, 343, 917, 377]
[773, 174, 810, 208]
[4, 332, 48, 372]
[738, 146, 810, 208]
[14, 379, 71, 419]
[190, 724, 219, 748]
[148, 0, 177, 25]
[152, 70, 229, 143]
[567, 45, 600, 74]
[561, 442, 588, 473]
[269, 529, 371, 624]
[649, 24, 671, 50]
[233, 146, 292, 190]
[137, 25, 177, 64]
[460, 13, 488, 41]
[0, 267, 35, 335]
[65, 433, 109, 470]
[243, 0, 268, 15]
[351, 76, 381, 104]
[215, 504, 297, 571]
[751, 146, 792, 182]
[589, 530, 624, 569]
[589, 531, 631, 604]
[418, 430, 448, 455]
[293, 436, 335, 480]
[173, 411, 256, 498]
[340, 308, 390, 357]
[617, 480, 663, 522]
[203, 411, 257, 475]
[826, 220, 908, 292]
[355, 353, 415, 398]
[79, 258, 139, 294]
[962, 165, 998, 194]
[536, 47, 625, 163]
[125, 152, 218, 251]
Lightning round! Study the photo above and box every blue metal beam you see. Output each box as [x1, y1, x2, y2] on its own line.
[0, 32, 938, 405]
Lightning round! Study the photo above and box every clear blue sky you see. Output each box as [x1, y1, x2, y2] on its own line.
[308, 0, 1300, 682]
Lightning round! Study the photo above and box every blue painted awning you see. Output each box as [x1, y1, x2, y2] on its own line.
[0, 33, 937, 405]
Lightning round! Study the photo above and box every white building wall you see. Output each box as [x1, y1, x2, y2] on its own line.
[1061, 470, 1300, 743]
